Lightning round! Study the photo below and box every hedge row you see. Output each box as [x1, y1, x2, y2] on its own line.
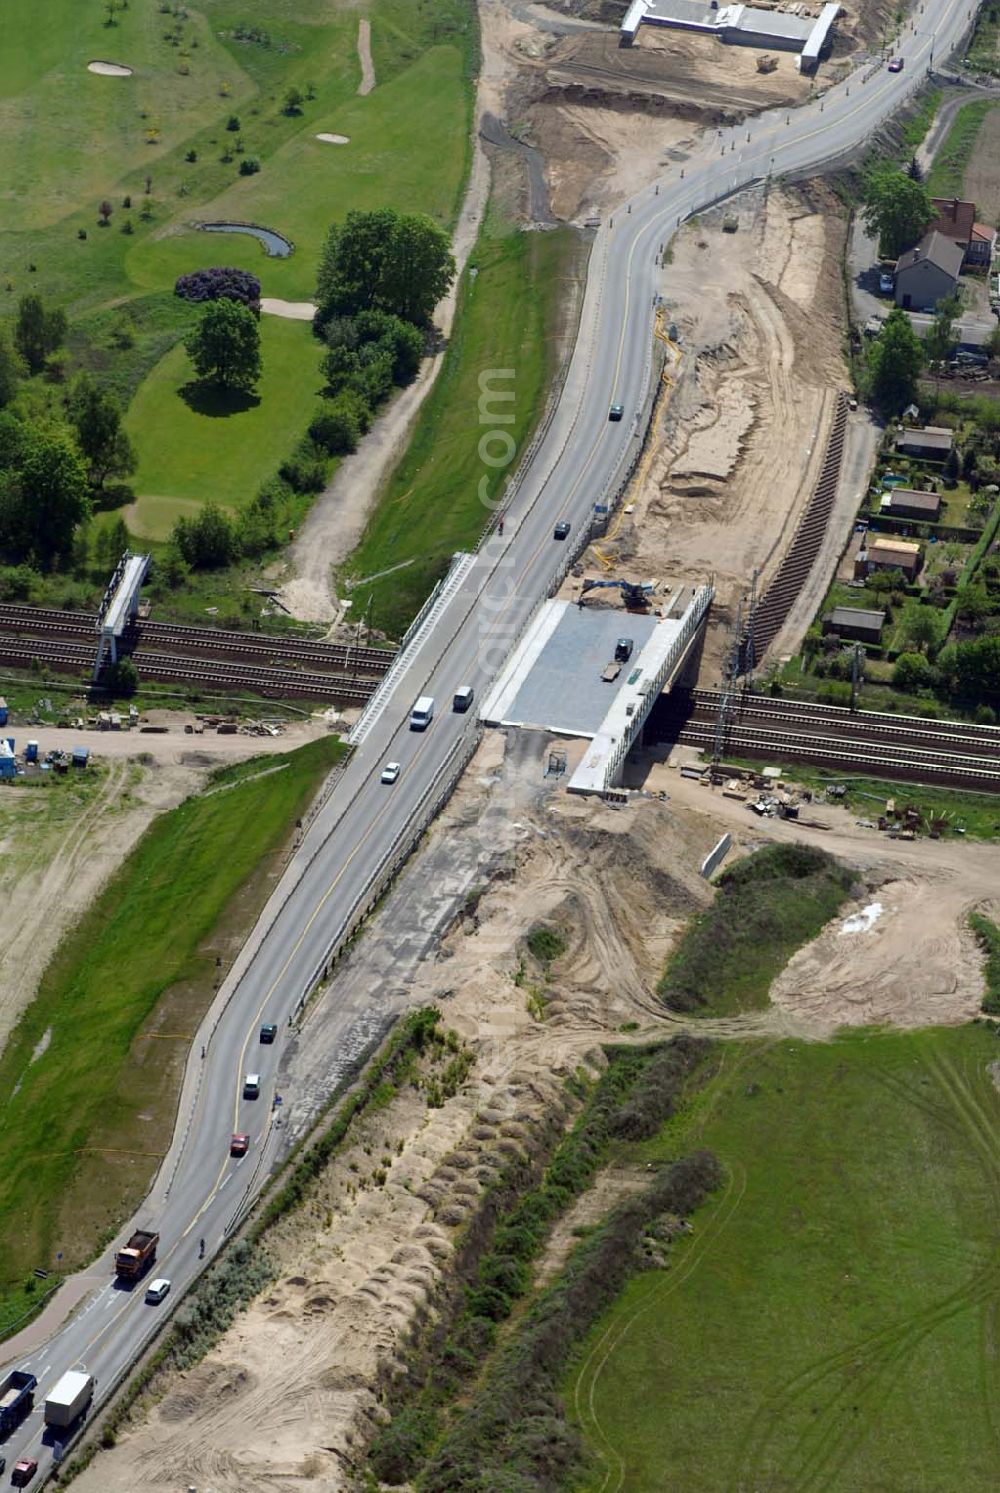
[970, 912, 1000, 1016]
[368, 1037, 713, 1485]
[421, 1150, 723, 1492]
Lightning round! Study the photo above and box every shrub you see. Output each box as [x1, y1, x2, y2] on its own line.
[238, 156, 261, 176]
[172, 503, 240, 569]
[174, 266, 261, 309]
[279, 441, 328, 494]
[309, 399, 361, 456]
[892, 651, 935, 692]
[526, 925, 567, 965]
[368, 1406, 440, 1485]
[106, 656, 139, 696]
[970, 912, 1000, 1015]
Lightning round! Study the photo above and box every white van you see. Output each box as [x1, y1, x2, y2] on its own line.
[243, 1073, 261, 1099]
[410, 695, 435, 731]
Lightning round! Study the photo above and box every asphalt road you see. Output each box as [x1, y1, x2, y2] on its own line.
[0, 1, 979, 1477]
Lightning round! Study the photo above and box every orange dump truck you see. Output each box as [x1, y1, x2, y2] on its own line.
[114, 1228, 159, 1279]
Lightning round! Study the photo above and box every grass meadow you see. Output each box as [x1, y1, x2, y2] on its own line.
[568, 1024, 1000, 1493]
[0, 735, 343, 1335]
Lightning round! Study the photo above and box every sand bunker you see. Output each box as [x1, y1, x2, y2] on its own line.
[88, 60, 132, 77]
[260, 298, 316, 321]
[316, 133, 350, 145]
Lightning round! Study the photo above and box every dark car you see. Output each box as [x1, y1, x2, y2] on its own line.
[259, 1023, 277, 1044]
[887, 56, 903, 71]
[12, 1461, 37, 1489]
[608, 403, 625, 421]
[553, 521, 571, 541]
[230, 1133, 250, 1157]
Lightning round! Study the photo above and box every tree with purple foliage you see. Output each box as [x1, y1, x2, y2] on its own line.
[174, 266, 261, 312]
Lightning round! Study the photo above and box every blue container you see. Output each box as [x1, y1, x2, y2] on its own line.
[0, 700, 7, 727]
[25, 741, 38, 763]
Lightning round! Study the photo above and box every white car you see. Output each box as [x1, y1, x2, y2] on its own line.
[145, 1277, 171, 1305]
[380, 762, 401, 785]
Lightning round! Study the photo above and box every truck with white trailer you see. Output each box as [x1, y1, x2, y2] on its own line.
[43, 1371, 94, 1431]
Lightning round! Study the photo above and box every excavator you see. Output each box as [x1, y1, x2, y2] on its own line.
[577, 577, 655, 610]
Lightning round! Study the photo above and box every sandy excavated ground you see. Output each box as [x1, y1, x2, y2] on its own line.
[587, 183, 848, 681]
[72, 728, 998, 1492]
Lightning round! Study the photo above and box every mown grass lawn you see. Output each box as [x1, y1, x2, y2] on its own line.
[569, 1024, 1000, 1493]
[0, 734, 343, 1333]
[344, 217, 584, 635]
[124, 314, 325, 538]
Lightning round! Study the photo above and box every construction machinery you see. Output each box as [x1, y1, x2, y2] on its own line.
[578, 578, 654, 610]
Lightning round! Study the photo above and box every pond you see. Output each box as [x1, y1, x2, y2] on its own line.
[197, 221, 292, 258]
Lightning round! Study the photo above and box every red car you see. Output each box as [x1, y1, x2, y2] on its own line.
[887, 56, 904, 71]
[12, 1460, 38, 1489]
[230, 1133, 249, 1158]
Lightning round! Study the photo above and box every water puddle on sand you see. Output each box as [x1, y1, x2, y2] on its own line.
[839, 902, 883, 935]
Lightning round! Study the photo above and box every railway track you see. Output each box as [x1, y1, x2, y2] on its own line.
[688, 689, 1000, 758]
[673, 723, 1000, 788]
[0, 638, 376, 703]
[658, 689, 1000, 790]
[0, 604, 395, 676]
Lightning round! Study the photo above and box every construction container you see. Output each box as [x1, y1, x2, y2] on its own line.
[71, 746, 90, 769]
[25, 740, 38, 763]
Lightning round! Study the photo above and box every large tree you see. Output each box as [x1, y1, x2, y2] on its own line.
[862, 165, 934, 259]
[0, 432, 89, 569]
[184, 300, 261, 392]
[69, 375, 136, 490]
[867, 309, 924, 414]
[317, 208, 455, 327]
[923, 292, 961, 374]
[14, 293, 68, 376]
